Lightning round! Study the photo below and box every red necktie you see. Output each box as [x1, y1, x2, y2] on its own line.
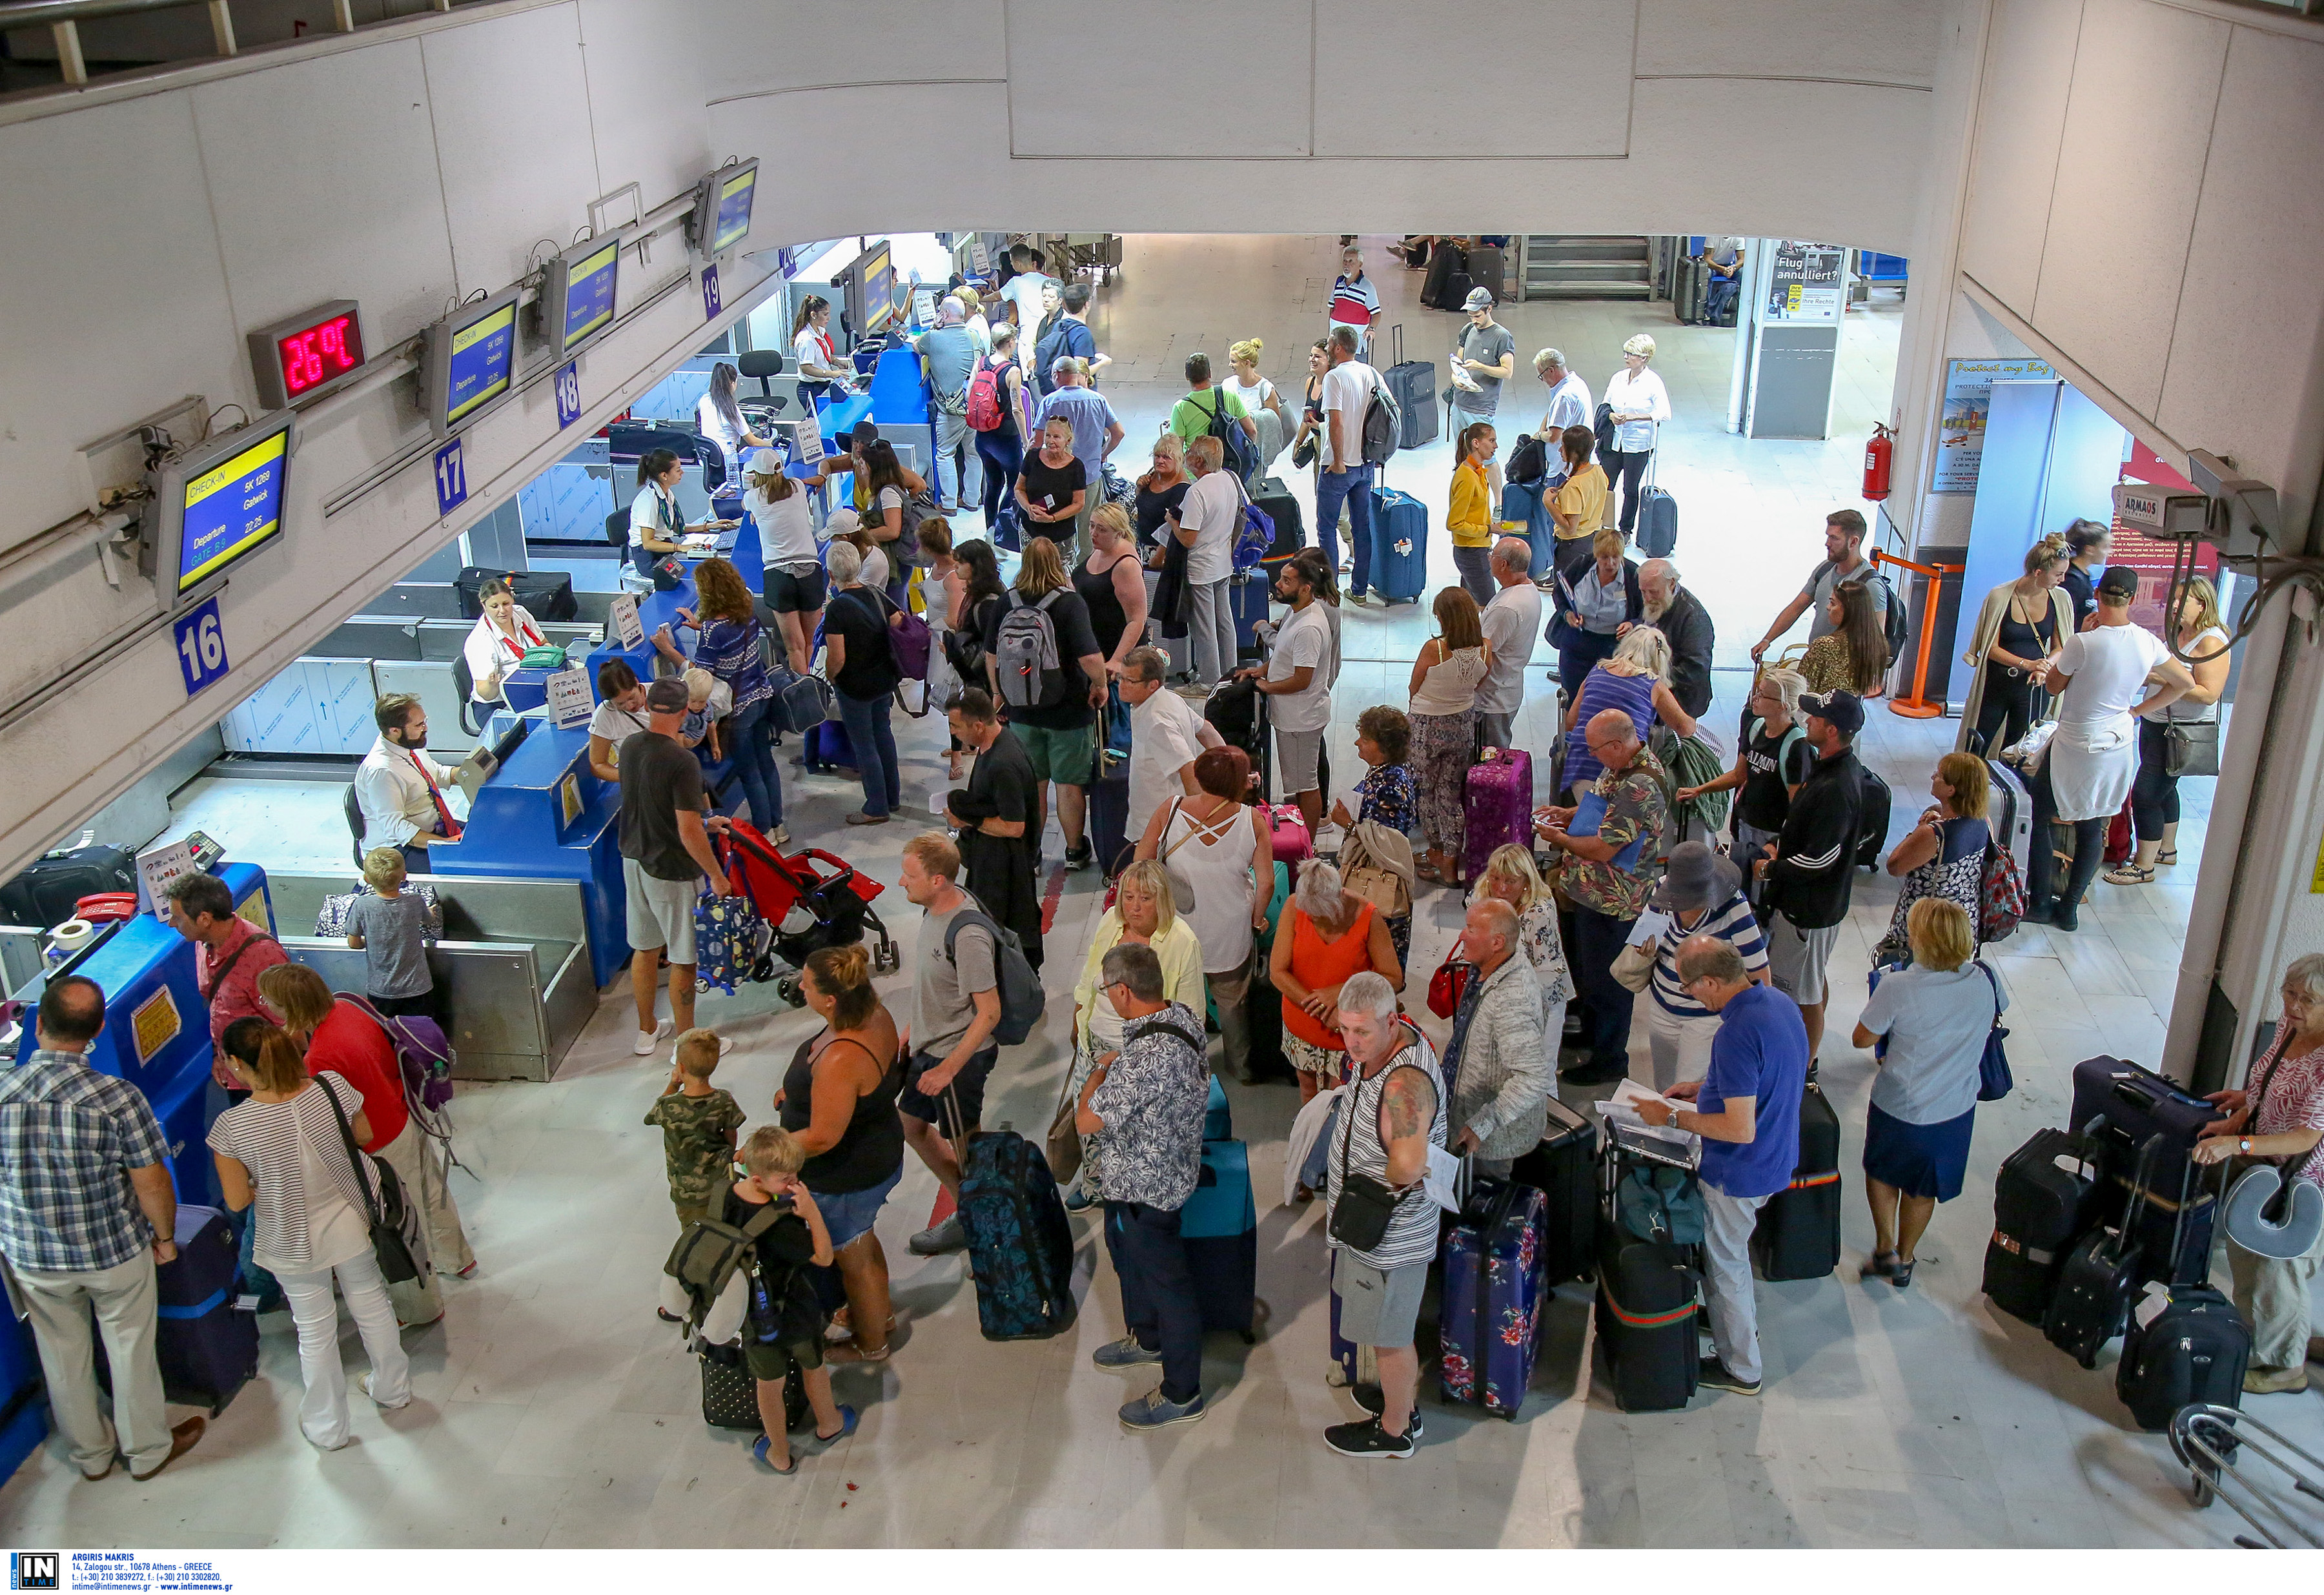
[409, 748, 462, 840]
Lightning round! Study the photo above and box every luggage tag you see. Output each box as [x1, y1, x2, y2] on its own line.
[1424, 1144, 1465, 1213]
[2132, 1279, 2172, 1331]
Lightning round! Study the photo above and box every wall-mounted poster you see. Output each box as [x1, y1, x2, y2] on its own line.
[1764, 241, 1844, 323]
[1931, 356, 2057, 493]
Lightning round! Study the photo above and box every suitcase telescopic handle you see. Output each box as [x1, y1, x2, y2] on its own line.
[2108, 1132, 2168, 1267]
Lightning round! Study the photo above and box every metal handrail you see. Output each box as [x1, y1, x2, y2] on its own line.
[0, 0, 453, 87]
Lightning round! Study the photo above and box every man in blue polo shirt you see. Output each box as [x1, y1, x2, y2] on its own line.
[1634, 933, 1808, 1398]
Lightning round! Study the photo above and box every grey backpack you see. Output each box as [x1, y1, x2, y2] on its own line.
[995, 590, 1067, 710]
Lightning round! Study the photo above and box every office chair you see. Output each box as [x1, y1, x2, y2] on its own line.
[737, 350, 790, 413]
[342, 786, 366, 868]
[450, 655, 485, 737]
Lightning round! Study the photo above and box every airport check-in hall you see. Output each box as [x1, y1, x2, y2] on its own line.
[2, 0, 2324, 1565]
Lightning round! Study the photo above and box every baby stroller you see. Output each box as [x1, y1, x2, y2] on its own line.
[716, 819, 899, 1005]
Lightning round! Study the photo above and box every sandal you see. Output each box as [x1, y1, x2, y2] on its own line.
[824, 1308, 899, 1345]
[813, 1405, 861, 1445]
[751, 1435, 799, 1475]
[1891, 1258, 1916, 1290]
[2159, 849, 2179, 865]
[1859, 1250, 1898, 1280]
[2104, 863, 2156, 886]
[825, 1341, 892, 1365]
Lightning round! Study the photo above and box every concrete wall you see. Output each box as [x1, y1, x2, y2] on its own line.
[0, 0, 774, 875]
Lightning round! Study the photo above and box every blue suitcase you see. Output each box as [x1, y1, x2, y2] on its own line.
[1205, 1075, 1232, 1143]
[1499, 480, 1556, 581]
[1440, 1179, 1550, 1418]
[1230, 570, 1274, 660]
[803, 717, 853, 773]
[1369, 485, 1429, 605]
[147, 1206, 260, 1416]
[958, 1130, 1079, 1341]
[1637, 484, 1678, 560]
[1179, 1138, 1258, 1341]
[1086, 769, 1130, 879]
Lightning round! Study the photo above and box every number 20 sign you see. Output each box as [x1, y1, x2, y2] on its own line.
[174, 596, 230, 697]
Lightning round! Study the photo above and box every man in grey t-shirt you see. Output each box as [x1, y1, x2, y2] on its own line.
[1749, 509, 1889, 661]
[898, 833, 1002, 1255]
[915, 298, 981, 513]
[1451, 289, 1517, 421]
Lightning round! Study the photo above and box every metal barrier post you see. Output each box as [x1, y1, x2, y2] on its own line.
[1872, 549, 1962, 720]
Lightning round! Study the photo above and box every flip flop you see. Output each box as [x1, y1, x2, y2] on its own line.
[751, 1435, 798, 1475]
[813, 1405, 861, 1445]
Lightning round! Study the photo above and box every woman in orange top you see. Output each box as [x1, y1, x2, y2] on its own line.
[1270, 859, 1404, 1104]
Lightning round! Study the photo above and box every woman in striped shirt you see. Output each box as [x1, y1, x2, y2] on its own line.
[1640, 842, 1770, 1093]
[210, 1021, 411, 1451]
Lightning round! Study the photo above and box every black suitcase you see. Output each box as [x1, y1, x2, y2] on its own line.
[1673, 254, 1708, 325]
[1466, 245, 1505, 302]
[697, 1338, 808, 1432]
[1380, 326, 1438, 452]
[1243, 964, 1287, 1081]
[2070, 1055, 2225, 1228]
[2116, 1283, 2250, 1431]
[1421, 243, 1468, 310]
[1252, 477, 1303, 560]
[1753, 1079, 1842, 1281]
[1509, 1096, 1596, 1286]
[1855, 765, 1891, 869]
[455, 567, 578, 622]
[1984, 1126, 2106, 1325]
[1595, 1224, 1700, 1413]
[1441, 272, 1474, 312]
[2043, 1134, 2167, 1368]
[1086, 767, 1129, 878]
[0, 844, 138, 929]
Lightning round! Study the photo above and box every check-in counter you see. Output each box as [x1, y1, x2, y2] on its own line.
[268, 871, 596, 1082]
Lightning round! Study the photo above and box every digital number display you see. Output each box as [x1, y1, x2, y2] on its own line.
[178, 427, 289, 593]
[711, 167, 757, 254]
[562, 239, 620, 353]
[274, 311, 364, 397]
[445, 301, 517, 424]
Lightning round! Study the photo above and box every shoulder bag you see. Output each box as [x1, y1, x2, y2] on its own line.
[1972, 960, 2014, 1102]
[2163, 716, 2219, 778]
[1325, 1069, 1402, 1253]
[1154, 798, 1201, 914]
[321, 1078, 424, 1285]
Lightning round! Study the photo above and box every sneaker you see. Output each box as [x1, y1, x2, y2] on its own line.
[1697, 1358, 1761, 1396]
[1062, 1186, 1094, 1214]
[632, 1019, 673, 1057]
[358, 1373, 410, 1412]
[2245, 1364, 2310, 1396]
[1349, 1383, 1425, 1439]
[908, 1214, 966, 1255]
[1063, 840, 1094, 870]
[1120, 1388, 1207, 1430]
[1323, 1416, 1414, 1459]
[1092, 1335, 1163, 1372]
[762, 823, 791, 848]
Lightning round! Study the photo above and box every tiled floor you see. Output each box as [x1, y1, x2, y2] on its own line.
[14, 236, 2310, 1550]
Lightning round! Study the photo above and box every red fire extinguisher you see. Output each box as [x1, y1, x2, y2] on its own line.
[1862, 423, 1895, 502]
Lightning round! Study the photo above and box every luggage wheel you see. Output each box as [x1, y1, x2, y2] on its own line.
[775, 975, 806, 1008]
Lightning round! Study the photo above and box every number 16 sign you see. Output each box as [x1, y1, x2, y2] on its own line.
[173, 596, 230, 696]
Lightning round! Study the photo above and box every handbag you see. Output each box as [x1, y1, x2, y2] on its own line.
[1325, 1070, 1401, 1253]
[1972, 960, 2013, 1101]
[2163, 716, 2219, 778]
[1610, 935, 1658, 995]
[1339, 821, 1412, 920]
[321, 1079, 424, 1286]
[1045, 1056, 1085, 1184]
[1427, 957, 1470, 1020]
[1154, 799, 1201, 913]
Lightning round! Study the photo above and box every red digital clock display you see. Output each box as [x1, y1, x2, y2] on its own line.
[276, 312, 363, 396]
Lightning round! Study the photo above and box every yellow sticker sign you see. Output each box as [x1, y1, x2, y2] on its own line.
[132, 986, 182, 1067]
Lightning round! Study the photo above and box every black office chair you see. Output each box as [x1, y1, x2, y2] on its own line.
[342, 786, 365, 868]
[737, 350, 790, 415]
[450, 655, 485, 737]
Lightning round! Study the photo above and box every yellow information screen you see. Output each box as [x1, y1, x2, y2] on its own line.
[178, 427, 290, 593]
[711, 167, 757, 254]
[445, 301, 518, 423]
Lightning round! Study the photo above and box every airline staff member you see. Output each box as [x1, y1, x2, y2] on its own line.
[791, 296, 857, 410]
[461, 576, 545, 711]
[354, 694, 460, 873]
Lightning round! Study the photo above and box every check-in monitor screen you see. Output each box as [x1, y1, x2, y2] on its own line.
[562, 240, 621, 353]
[445, 301, 518, 425]
[711, 167, 757, 255]
[178, 427, 290, 595]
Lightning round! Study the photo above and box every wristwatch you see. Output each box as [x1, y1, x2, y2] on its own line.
[2240, 1137, 2252, 1155]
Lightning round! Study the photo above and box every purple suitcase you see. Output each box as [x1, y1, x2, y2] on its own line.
[1328, 1257, 1377, 1390]
[1440, 1181, 1549, 1417]
[1462, 746, 1534, 883]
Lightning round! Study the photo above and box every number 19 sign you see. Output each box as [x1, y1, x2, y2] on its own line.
[174, 596, 230, 697]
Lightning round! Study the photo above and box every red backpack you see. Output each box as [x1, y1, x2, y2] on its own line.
[966, 355, 1006, 433]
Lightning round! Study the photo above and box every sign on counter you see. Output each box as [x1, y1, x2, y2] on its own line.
[608, 593, 646, 649]
[545, 664, 594, 729]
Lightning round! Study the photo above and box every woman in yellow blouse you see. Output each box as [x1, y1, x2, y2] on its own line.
[1800, 580, 1888, 696]
[1548, 422, 1609, 585]
[1449, 420, 1498, 605]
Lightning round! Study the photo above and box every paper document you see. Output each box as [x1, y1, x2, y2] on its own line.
[1596, 1077, 1699, 1150]
[1626, 909, 1671, 949]
[1424, 1144, 1465, 1213]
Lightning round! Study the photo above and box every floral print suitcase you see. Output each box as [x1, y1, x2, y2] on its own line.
[1439, 1179, 1549, 1418]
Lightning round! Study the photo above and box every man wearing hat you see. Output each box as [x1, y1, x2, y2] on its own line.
[1638, 842, 1770, 1092]
[618, 676, 731, 1055]
[1754, 689, 1865, 1063]
[1450, 289, 1518, 504]
[2031, 565, 2194, 931]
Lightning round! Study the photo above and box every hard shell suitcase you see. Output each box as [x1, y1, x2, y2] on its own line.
[1086, 769, 1129, 880]
[1673, 254, 1709, 325]
[697, 1337, 809, 1432]
[1462, 747, 1534, 884]
[0, 844, 138, 930]
[1752, 1079, 1842, 1281]
[2116, 1282, 2250, 1431]
[1381, 326, 1439, 452]
[957, 1130, 1079, 1341]
[1636, 487, 1678, 560]
[1329, 1263, 1380, 1390]
[1983, 1126, 2106, 1325]
[1253, 477, 1304, 559]
[1595, 1226, 1700, 1413]
[1440, 1180, 1549, 1418]
[150, 1206, 258, 1416]
[1231, 571, 1274, 661]
[1987, 758, 2034, 881]
[1266, 804, 1312, 869]
[1509, 1096, 1596, 1286]
[1368, 485, 1430, 604]
[1205, 1075, 1232, 1143]
[1178, 1138, 1258, 1341]
[2044, 1134, 2169, 1367]
[1465, 245, 1506, 302]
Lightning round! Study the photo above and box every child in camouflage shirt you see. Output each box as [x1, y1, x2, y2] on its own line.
[644, 1028, 745, 1227]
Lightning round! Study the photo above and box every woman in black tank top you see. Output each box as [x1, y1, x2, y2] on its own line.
[777, 946, 904, 1361]
[1074, 503, 1150, 670]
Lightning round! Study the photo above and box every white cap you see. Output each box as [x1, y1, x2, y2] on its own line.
[743, 447, 780, 475]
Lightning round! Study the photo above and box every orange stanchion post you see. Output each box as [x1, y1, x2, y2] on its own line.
[1872, 549, 1962, 720]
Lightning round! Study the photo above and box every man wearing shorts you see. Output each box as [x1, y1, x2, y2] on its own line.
[896, 833, 1004, 1256]
[617, 678, 729, 1057]
[1755, 689, 1866, 1065]
[1236, 552, 1334, 831]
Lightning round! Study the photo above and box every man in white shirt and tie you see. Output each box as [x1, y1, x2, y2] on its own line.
[354, 694, 463, 871]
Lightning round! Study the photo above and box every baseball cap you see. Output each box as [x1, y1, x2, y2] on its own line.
[2097, 565, 2140, 600]
[645, 678, 690, 715]
[743, 447, 781, 476]
[1463, 287, 1496, 312]
[1799, 688, 1864, 736]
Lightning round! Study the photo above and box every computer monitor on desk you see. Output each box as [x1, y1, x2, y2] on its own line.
[455, 713, 534, 805]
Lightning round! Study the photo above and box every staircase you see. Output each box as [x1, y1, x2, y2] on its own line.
[1518, 236, 1653, 301]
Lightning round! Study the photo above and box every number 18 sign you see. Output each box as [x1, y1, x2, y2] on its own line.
[173, 596, 230, 697]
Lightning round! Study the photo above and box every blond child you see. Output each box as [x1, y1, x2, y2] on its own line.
[644, 1028, 745, 1229]
[345, 846, 443, 1026]
[678, 667, 730, 760]
[724, 1126, 856, 1472]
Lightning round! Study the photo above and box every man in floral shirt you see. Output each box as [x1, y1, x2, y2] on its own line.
[1074, 943, 1210, 1433]
[1536, 709, 1669, 1085]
